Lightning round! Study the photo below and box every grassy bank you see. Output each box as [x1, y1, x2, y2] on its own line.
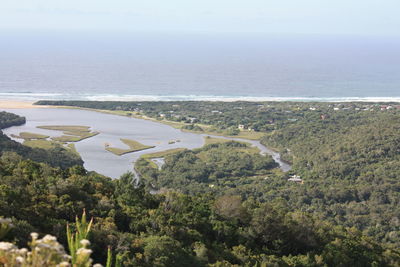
[23, 139, 61, 149]
[11, 132, 49, 140]
[106, 138, 155, 156]
[141, 148, 187, 159]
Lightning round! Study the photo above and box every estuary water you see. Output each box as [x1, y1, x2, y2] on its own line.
[2, 108, 290, 178]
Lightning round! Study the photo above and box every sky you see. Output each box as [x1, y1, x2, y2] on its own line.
[1, 0, 400, 36]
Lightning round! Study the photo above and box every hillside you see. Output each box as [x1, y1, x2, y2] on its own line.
[0, 109, 399, 266]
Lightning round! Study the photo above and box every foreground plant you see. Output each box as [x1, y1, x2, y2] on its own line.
[0, 212, 121, 267]
[66, 211, 121, 267]
[0, 232, 71, 266]
[67, 210, 94, 266]
[0, 218, 13, 240]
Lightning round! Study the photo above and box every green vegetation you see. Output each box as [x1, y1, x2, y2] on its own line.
[11, 132, 49, 140]
[23, 139, 61, 149]
[0, 152, 398, 266]
[67, 143, 80, 156]
[136, 141, 278, 194]
[260, 110, 400, 248]
[0, 111, 26, 128]
[106, 138, 155, 156]
[2, 101, 396, 265]
[141, 148, 187, 159]
[204, 136, 231, 145]
[203, 137, 260, 154]
[181, 124, 204, 132]
[42, 100, 400, 249]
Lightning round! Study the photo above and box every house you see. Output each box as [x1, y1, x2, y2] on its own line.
[288, 175, 303, 184]
[188, 117, 197, 123]
[380, 105, 394, 111]
[238, 124, 245, 130]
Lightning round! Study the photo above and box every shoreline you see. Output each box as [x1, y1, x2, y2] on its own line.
[0, 100, 50, 109]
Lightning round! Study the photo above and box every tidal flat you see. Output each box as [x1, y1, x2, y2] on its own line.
[2, 108, 290, 178]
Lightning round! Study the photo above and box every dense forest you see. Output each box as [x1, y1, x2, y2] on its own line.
[0, 151, 399, 266]
[3, 102, 399, 265]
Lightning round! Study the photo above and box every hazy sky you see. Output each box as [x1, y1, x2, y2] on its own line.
[1, 0, 400, 36]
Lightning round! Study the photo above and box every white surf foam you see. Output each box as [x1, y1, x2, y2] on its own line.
[1, 92, 400, 102]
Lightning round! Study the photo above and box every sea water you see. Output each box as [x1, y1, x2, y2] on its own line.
[0, 31, 399, 102]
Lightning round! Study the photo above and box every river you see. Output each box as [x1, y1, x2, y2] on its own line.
[2, 108, 291, 178]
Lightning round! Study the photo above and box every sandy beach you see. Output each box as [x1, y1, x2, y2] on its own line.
[0, 100, 49, 109]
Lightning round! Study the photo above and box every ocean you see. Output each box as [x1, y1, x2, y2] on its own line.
[1, 31, 400, 102]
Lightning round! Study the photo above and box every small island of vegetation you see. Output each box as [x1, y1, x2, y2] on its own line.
[105, 138, 155, 156]
[11, 132, 50, 140]
[37, 125, 99, 142]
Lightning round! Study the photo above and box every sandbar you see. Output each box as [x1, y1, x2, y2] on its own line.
[0, 100, 48, 109]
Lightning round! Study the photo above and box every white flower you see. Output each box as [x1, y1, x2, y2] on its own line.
[30, 232, 39, 240]
[19, 248, 28, 254]
[62, 254, 72, 261]
[0, 242, 16, 251]
[80, 239, 90, 247]
[37, 243, 52, 250]
[76, 247, 92, 256]
[42, 234, 57, 242]
[93, 264, 103, 267]
[57, 262, 71, 267]
[15, 256, 24, 263]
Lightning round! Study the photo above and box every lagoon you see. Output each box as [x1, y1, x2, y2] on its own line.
[2, 108, 290, 178]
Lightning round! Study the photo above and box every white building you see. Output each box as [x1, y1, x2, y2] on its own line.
[288, 175, 303, 183]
